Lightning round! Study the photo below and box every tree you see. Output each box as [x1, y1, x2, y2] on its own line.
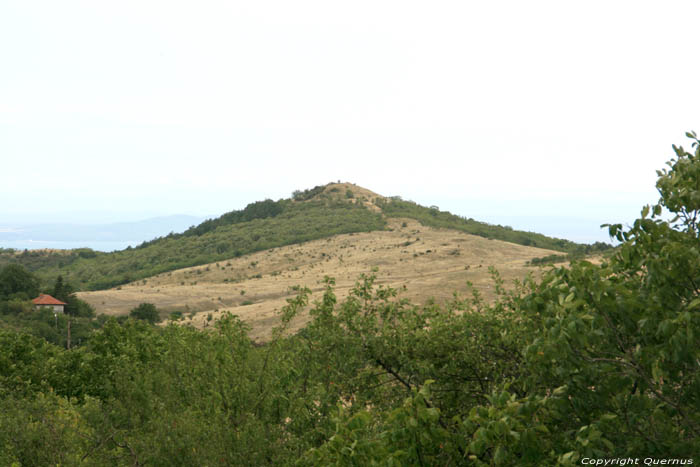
[129, 303, 160, 324]
[472, 132, 700, 461]
[0, 264, 39, 301]
[51, 275, 95, 318]
[52, 275, 70, 302]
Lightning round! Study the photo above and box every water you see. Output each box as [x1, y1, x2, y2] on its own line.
[0, 240, 138, 252]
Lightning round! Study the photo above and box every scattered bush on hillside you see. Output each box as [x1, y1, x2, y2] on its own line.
[292, 185, 326, 201]
[169, 310, 183, 321]
[129, 303, 161, 324]
[527, 253, 569, 265]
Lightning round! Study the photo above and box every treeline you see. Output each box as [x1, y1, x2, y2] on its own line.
[377, 197, 613, 255]
[291, 184, 327, 201]
[0, 247, 100, 272]
[138, 198, 288, 246]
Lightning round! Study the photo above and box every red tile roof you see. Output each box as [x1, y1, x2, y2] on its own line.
[32, 294, 67, 306]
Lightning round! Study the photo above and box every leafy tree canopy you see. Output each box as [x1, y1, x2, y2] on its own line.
[129, 303, 160, 324]
[0, 264, 39, 301]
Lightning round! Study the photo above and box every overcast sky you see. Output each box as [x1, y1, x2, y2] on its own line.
[2, 1, 699, 243]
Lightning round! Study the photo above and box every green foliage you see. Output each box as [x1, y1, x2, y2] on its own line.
[31, 199, 386, 290]
[0, 267, 96, 347]
[0, 263, 40, 301]
[51, 275, 96, 317]
[0, 393, 94, 466]
[0, 298, 32, 315]
[515, 133, 700, 458]
[0, 248, 100, 274]
[0, 271, 98, 348]
[292, 185, 326, 201]
[162, 198, 286, 239]
[301, 133, 700, 463]
[0, 309, 102, 349]
[169, 310, 183, 320]
[129, 302, 161, 323]
[1, 135, 698, 464]
[527, 253, 569, 265]
[0, 330, 60, 397]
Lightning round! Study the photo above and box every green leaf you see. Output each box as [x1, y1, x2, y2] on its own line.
[493, 446, 506, 465]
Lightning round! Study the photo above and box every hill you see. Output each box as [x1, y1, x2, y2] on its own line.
[0, 182, 610, 291]
[77, 217, 563, 340]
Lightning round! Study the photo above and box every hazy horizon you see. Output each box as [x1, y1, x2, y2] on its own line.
[0, 184, 645, 250]
[2, 1, 697, 247]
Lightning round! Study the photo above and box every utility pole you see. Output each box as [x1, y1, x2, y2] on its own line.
[67, 317, 71, 350]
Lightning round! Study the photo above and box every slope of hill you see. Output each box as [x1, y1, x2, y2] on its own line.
[3, 182, 610, 291]
[77, 217, 562, 340]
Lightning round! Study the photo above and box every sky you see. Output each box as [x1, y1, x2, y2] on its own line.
[2, 1, 699, 244]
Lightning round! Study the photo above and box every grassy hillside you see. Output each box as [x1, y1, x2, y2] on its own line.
[77, 218, 561, 340]
[376, 197, 611, 255]
[0, 248, 97, 271]
[20, 198, 386, 290]
[1, 182, 610, 291]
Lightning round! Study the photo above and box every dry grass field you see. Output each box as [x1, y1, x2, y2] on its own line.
[77, 216, 560, 341]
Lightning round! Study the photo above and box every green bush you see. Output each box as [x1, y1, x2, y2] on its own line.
[169, 310, 183, 320]
[0, 264, 39, 301]
[129, 303, 160, 323]
[527, 253, 569, 265]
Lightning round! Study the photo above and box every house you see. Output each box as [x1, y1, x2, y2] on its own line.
[32, 294, 67, 313]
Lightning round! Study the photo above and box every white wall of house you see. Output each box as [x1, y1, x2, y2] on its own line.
[35, 305, 64, 313]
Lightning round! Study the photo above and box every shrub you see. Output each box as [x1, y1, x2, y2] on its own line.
[129, 303, 160, 324]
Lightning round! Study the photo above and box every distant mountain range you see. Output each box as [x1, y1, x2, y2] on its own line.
[0, 215, 208, 251]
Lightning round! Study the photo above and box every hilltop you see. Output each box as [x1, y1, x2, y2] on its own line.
[0, 182, 610, 292]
